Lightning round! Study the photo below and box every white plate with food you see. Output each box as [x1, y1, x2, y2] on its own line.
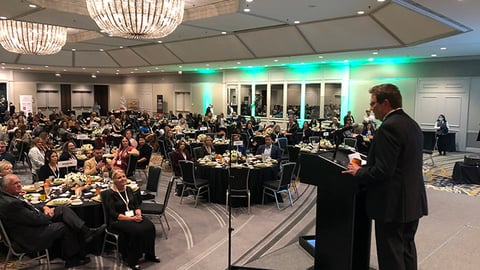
[23, 185, 40, 193]
[46, 198, 72, 206]
[53, 178, 65, 185]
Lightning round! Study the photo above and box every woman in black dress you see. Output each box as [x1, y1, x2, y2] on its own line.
[103, 169, 160, 269]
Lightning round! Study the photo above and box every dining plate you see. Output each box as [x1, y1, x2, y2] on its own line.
[53, 178, 64, 185]
[46, 198, 72, 206]
[23, 193, 40, 200]
[23, 185, 39, 193]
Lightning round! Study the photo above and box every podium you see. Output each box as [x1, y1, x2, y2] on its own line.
[299, 150, 371, 270]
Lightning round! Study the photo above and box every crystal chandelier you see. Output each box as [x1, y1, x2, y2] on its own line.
[0, 20, 67, 55]
[86, 0, 185, 39]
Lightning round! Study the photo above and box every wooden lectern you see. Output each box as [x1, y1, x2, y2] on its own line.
[299, 150, 371, 270]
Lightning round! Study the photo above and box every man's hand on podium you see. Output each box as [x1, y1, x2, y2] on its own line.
[342, 161, 361, 176]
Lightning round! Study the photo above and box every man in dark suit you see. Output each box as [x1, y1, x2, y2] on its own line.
[343, 84, 428, 270]
[256, 135, 282, 164]
[0, 174, 106, 268]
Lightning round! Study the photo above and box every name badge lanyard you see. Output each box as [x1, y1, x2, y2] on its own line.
[117, 190, 130, 211]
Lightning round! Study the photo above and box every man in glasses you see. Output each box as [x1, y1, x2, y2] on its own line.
[343, 83, 428, 270]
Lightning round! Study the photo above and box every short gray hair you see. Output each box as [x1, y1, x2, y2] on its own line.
[0, 174, 16, 191]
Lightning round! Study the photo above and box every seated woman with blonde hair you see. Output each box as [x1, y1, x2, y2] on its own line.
[0, 160, 13, 176]
[103, 169, 160, 270]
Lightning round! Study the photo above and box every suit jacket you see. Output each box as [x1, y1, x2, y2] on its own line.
[84, 157, 109, 176]
[0, 192, 60, 252]
[356, 109, 428, 223]
[256, 144, 282, 164]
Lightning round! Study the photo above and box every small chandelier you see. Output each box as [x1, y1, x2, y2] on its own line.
[86, 0, 185, 39]
[0, 20, 67, 55]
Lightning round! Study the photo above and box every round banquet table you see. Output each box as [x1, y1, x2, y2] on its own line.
[196, 163, 278, 206]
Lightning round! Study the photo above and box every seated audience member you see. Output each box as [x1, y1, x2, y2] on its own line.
[231, 134, 246, 156]
[103, 170, 160, 270]
[329, 117, 342, 129]
[125, 129, 138, 148]
[112, 137, 139, 173]
[160, 129, 176, 154]
[0, 174, 105, 268]
[270, 124, 284, 143]
[28, 137, 46, 182]
[256, 135, 282, 165]
[136, 136, 153, 170]
[0, 160, 13, 176]
[361, 122, 376, 139]
[59, 140, 79, 174]
[84, 146, 110, 176]
[301, 121, 314, 143]
[94, 129, 113, 149]
[172, 140, 193, 177]
[198, 135, 214, 158]
[38, 150, 63, 182]
[0, 140, 15, 167]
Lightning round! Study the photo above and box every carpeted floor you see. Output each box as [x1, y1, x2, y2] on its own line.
[3, 151, 480, 269]
[423, 152, 480, 197]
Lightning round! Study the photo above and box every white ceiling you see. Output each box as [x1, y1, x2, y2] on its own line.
[0, 0, 479, 75]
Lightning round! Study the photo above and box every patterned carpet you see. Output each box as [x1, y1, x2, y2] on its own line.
[423, 152, 480, 197]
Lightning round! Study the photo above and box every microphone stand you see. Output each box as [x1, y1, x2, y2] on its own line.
[227, 134, 234, 270]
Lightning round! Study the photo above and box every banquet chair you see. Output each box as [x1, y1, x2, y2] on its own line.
[24, 152, 37, 183]
[276, 137, 289, 163]
[141, 166, 162, 201]
[175, 133, 185, 141]
[126, 154, 138, 180]
[226, 167, 251, 213]
[99, 191, 120, 263]
[179, 160, 210, 207]
[158, 140, 170, 169]
[262, 162, 296, 209]
[140, 176, 175, 239]
[343, 137, 357, 149]
[0, 218, 51, 270]
[193, 147, 204, 161]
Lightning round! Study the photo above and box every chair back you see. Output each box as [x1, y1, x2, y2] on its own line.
[228, 167, 250, 191]
[279, 162, 296, 188]
[344, 137, 357, 149]
[277, 137, 288, 153]
[0, 218, 16, 252]
[99, 190, 111, 226]
[163, 177, 175, 210]
[175, 133, 185, 141]
[146, 166, 162, 193]
[179, 160, 195, 185]
[126, 154, 138, 178]
[193, 147, 204, 160]
[24, 152, 33, 170]
[309, 136, 320, 144]
[158, 140, 167, 157]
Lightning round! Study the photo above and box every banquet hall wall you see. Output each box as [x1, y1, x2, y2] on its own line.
[1, 58, 480, 151]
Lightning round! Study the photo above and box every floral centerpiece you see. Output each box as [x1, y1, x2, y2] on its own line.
[65, 172, 88, 186]
[91, 128, 102, 137]
[80, 144, 93, 151]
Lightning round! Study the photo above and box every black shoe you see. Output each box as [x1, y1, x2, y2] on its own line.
[65, 256, 91, 268]
[145, 254, 161, 263]
[84, 224, 106, 243]
[129, 263, 141, 270]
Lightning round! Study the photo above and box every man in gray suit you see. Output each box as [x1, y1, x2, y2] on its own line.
[343, 84, 428, 270]
[0, 174, 105, 268]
